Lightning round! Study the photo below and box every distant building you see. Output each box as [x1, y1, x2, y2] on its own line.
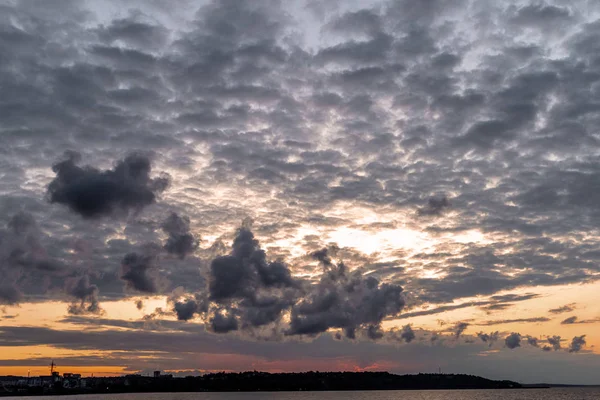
[62, 373, 82, 389]
[154, 371, 161, 378]
[30, 375, 56, 388]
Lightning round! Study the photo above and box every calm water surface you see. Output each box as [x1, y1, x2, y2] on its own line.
[5, 389, 600, 400]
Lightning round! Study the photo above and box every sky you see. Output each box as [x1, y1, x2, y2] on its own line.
[1, 0, 600, 385]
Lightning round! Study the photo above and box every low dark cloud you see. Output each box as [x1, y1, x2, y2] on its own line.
[121, 247, 162, 293]
[162, 213, 199, 259]
[172, 294, 208, 322]
[288, 248, 405, 339]
[505, 333, 521, 349]
[209, 228, 299, 302]
[477, 331, 499, 347]
[568, 335, 586, 353]
[526, 336, 539, 348]
[451, 322, 469, 339]
[210, 311, 239, 333]
[399, 324, 415, 343]
[65, 274, 102, 315]
[0, 212, 67, 304]
[0, 284, 22, 305]
[170, 227, 301, 331]
[547, 336, 562, 351]
[47, 151, 170, 218]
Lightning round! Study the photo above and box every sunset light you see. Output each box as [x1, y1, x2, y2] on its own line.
[2, 0, 600, 394]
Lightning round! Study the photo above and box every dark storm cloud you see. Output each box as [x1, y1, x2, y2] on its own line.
[161, 212, 199, 259]
[173, 298, 199, 321]
[366, 324, 385, 340]
[210, 311, 239, 333]
[172, 294, 208, 322]
[172, 226, 301, 330]
[47, 151, 170, 218]
[505, 333, 521, 349]
[209, 228, 299, 301]
[287, 248, 405, 339]
[176, 238, 405, 340]
[0, 284, 22, 305]
[0, 212, 68, 303]
[121, 247, 162, 293]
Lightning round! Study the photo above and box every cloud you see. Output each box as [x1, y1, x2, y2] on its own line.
[452, 322, 469, 338]
[477, 331, 499, 347]
[287, 248, 405, 339]
[47, 151, 170, 218]
[0, 284, 22, 305]
[398, 293, 540, 319]
[161, 212, 199, 259]
[121, 247, 162, 293]
[505, 333, 521, 349]
[173, 235, 406, 341]
[560, 316, 600, 324]
[172, 226, 301, 330]
[210, 310, 239, 333]
[561, 316, 578, 324]
[547, 335, 562, 351]
[477, 317, 550, 326]
[568, 335, 586, 353]
[65, 274, 102, 315]
[417, 196, 450, 216]
[209, 228, 299, 302]
[0, 212, 67, 304]
[399, 324, 416, 343]
[549, 304, 577, 314]
[172, 294, 208, 322]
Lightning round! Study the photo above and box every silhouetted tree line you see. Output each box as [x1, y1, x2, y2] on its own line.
[0, 372, 521, 396]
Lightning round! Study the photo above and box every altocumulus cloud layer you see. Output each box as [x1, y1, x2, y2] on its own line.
[1, 0, 600, 383]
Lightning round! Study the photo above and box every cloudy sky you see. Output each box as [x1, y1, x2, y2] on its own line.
[1, 0, 600, 385]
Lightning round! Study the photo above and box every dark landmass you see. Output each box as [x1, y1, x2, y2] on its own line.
[524, 383, 600, 388]
[0, 371, 522, 396]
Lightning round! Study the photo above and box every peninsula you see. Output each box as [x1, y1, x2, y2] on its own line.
[0, 371, 521, 396]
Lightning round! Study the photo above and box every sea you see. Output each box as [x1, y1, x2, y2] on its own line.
[3, 389, 600, 400]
